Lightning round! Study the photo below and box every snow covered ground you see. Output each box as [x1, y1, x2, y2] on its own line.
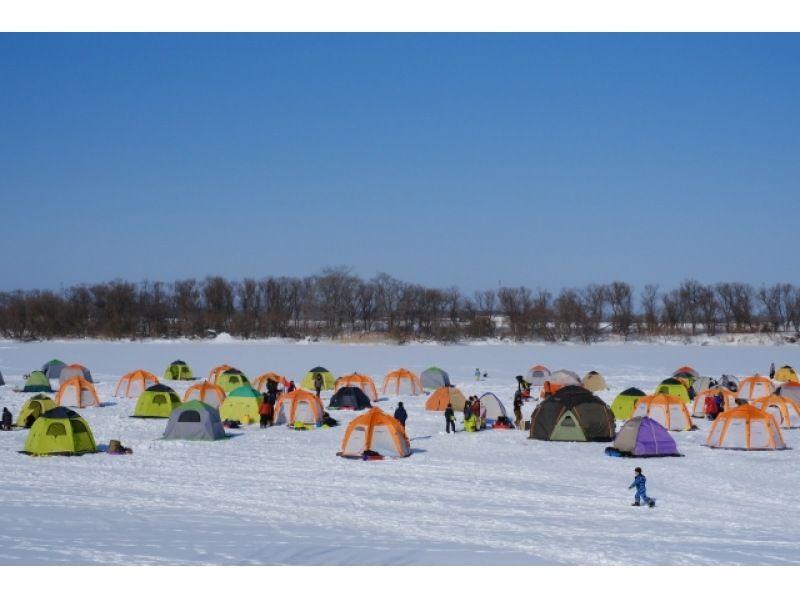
[1, 339, 799, 565]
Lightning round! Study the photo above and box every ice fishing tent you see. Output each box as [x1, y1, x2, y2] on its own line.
[608, 416, 680, 458]
[273, 389, 324, 427]
[610, 387, 646, 420]
[691, 376, 714, 394]
[775, 365, 799, 383]
[581, 371, 608, 392]
[329, 386, 372, 410]
[164, 360, 194, 381]
[381, 368, 423, 396]
[631, 394, 694, 431]
[751, 395, 800, 429]
[540, 369, 582, 398]
[253, 372, 289, 392]
[673, 366, 700, 379]
[16, 395, 57, 427]
[525, 365, 551, 386]
[55, 377, 100, 408]
[777, 380, 800, 402]
[183, 381, 226, 408]
[420, 367, 450, 391]
[339, 407, 411, 459]
[19, 371, 52, 393]
[216, 369, 250, 394]
[41, 359, 66, 380]
[59, 363, 93, 385]
[114, 369, 159, 399]
[22, 407, 97, 456]
[425, 386, 467, 411]
[706, 404, 786, 450]
[719, 374, 740, 392]
[163, 400, 227, 441]
[219, 386, 263, 424]
[335, 373, 378, 402]
[300, 367, 336, 391]
[478, 392, 508, 424]
[133, 384, 182, 418]
[654, 378, 690, 404]
[529, 386, 615, 442]
[737, 375, 774, 401]
[0, 369, 4, 386]
[691, 388, 739, 418]
[207, 364, 235, 385]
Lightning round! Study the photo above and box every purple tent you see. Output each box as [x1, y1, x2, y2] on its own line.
[609, 416, 681, 457]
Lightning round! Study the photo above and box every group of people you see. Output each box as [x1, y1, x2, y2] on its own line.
[441, 396, 487, 433]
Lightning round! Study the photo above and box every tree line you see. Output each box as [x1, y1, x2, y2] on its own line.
[2, 268, 800, 342]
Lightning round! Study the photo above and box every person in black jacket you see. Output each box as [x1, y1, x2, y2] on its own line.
[513, 394, 524, 429]
[2, 407, 13, 431]
[444, 403, 456, 434]
[313, 372, 323, 398]
[394, 402, 407, 428]
[265, 378, 279, 406]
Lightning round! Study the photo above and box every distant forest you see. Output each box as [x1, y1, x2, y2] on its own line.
[2, 267, 800, 342]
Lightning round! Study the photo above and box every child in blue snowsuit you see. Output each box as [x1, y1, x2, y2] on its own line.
[629, 467, 653, 506]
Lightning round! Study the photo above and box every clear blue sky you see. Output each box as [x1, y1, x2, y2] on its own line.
[1, 34, 799, 293]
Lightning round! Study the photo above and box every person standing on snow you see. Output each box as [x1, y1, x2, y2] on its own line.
[444, 403, 456, 434]
[770, 362, 776, 380]
[475, 368, 481, 381]
[629, 467, 654, 507]
[313, 372, 323, 398]
[513, 394, 524, 429]
[1, 407, 12, 431]
[394, 401, 407, 428]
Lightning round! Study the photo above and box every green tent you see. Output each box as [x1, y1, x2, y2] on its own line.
[19, 371, 52, 393]
[133, 383, 182, 418]
[16, 394, 57, 427]
[300, 367, 336, 391]
[41, 358, 67, 379]
[163, 360, 194, 380]
[219, 386, 263, 424]
[217, 368, 250, 394]
[529, 386, 616, 442]
[655, 377, 690, 403]
[610, 387, 646, 420]
[22, 407, 97, 456]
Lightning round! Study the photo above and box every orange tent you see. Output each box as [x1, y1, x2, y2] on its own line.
[183, 381, 226, 408]
[631, 394, 693, 431]
[114, 369, 159, 398]
[55, 377, 100, 408]
[425, 386, 467, 411]
[691, 388, 739, 417]
[751, 395, 800, 429]
[778, 380, 800, 402]
[737, 375, 774, 401]
[381, 368, 423, 396]
[673, 366, 700, 378]
[335, 373, 378, 402]
[339, 407, 411, 458]
[273, 389, 325, 427]
[706, 404, 786, 450]
[208, 364, 235, 385]
[253, 372, 289, 392]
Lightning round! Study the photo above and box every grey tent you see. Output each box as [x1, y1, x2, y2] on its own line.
[163, 400, 226, 441]
[59, 364, 94, 384]
[41, 359, 67, 380]
[421, 367, 451, 391]
[0, 369, 4, 386]
[478, 392, 509, 422]
[691, 376, 713, 394]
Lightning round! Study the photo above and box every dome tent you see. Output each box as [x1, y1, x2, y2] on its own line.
[581, 371, 608, 392]
[41, 359, 66, 380]
[18, 371, 52, 393]
[216, 368, 250, 394]
[339, 407, 411, 459]
[273, 389, 324, 428]
[329, 386, 372, 410]
[610, 387, 646, 420]
[654, 378, 690, 403]
[219, 386, 263, 425]
[183, 381, 226, 408]
[529, 386, 615, 442]
[253, 372, 289, 393]
[420, 367, 450, 391]
[300, 366, 336, 391]
[606, 416, 681, 458]
[775, 365, 798, 383]
[540, 369, 582, 399]
[525, 365, 551, 386]
[55, 377, 101, 408]
[673, 366, 700, 379]
[115, 369, 159, 399]
[164, 360, 194, 381]
[691, 388, 739, 418]
[631, 394, 694, 431]
[691, 376, 714, 394]
[208, 364, 235, 385]
[381, 368, 423, 396]
[59, 363, 93, 385]
[777, 380, 800, 402]
[335, 373, 378, 402]
[737, 375, 774, 401]
[751, 395, 800, 429]
[16, 395, 57, 427]
[478, 392, 509, 424]
[163, 401, 227, 441]
[22, 407, 97, 456]
[133, 384, 182, 418]
[706, 404, 786, 450]
[425, 386, 467, 411]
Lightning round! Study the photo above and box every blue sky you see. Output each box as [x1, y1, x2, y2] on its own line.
[1, 34, 799, 293]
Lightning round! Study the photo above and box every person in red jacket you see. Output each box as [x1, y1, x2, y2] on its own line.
[259, 397, 274, 428]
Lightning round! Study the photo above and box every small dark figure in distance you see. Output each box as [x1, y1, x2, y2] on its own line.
[1, 407, 12, 431]
[770, 362, 776, 380]
[444, 403, 456, 434]
[629, 467, 654, 507]
[394, 401, 407, 428]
